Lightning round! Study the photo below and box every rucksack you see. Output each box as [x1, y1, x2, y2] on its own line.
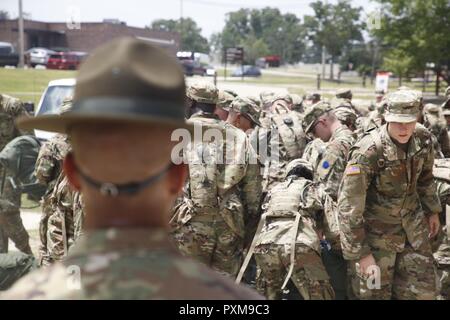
[0, 135, 46, 202]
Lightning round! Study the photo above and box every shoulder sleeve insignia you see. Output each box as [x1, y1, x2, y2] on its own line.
[345, 165, 361, 176]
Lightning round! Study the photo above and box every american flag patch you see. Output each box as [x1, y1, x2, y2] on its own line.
[345, 165, 361, 176]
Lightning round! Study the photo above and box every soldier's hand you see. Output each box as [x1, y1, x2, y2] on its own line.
[427, 213, 440, 239]
[359, 254, 377, 277]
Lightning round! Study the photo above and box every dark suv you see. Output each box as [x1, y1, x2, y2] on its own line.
[0, 42, 19, 67]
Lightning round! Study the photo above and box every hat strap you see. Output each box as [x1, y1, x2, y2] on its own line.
[75, 163, 172, 197]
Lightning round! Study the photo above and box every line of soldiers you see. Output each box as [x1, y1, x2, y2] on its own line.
[169, 81, 450, 300]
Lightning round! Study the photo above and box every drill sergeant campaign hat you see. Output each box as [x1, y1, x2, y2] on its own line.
[384, 90, 421, 123]
[302, 101, 333, 134]
[230, 96, 261, 127]
[16, 37, 192, 197]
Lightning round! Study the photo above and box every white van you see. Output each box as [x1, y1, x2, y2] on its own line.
[34, 78, 76, 141]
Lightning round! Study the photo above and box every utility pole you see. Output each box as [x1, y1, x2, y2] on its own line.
[179, 0, 183, 50]
[321, 0, 328, 80]
[18, 0, 25, 68]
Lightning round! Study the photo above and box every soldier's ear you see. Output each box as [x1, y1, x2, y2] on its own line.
[168, 163, 187, 195]
[63, 152, 81, 191]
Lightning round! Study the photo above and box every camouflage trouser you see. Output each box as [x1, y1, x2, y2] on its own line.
[171, 217, 243, 277]
[436, 264, 450, 300]
[254, 244, 335, 300]
[348, 244, 437, 300]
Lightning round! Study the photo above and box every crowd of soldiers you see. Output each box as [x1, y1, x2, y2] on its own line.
[0, 37, 449, 300]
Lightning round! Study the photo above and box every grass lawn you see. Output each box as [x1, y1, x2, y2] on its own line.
[0, 68, 76, 105]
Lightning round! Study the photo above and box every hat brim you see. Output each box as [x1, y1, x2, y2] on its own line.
[17, 113, 193, 134]
[384, 113, 418, 123]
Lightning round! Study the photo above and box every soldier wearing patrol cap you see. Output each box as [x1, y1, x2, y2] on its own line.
[172, 81, 262, 279]
[304, 92, 321, 108]
[3, 37, 262, 299]
[338, 90, 441, 300]
[215, 90, 234, 121]
[335, 88, 353, 100]
[227, 96, 261, 132]
[301, 101, 354, 299]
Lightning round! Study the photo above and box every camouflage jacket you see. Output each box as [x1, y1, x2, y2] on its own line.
[2, 228, 263, 299]
[338, 124, 441, 260]
[311, 125, 355, 201]
[173, 113, 262, 242]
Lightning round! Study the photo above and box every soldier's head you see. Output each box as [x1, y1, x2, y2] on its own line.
[186, 81, 218, 118]
[270, 93, 293, 114]
[302, 101, 337, 142]
[384, 91, 420, 144]
[333, 101, 358, 131]
[227, 96, 261, 132]
[285, 159, 313, 181]
[303, 92, 321, 107]
[336, 88, 352, 100]
[443, 108, 450, 127]
[375, 90, 385, 103]
[16, 37, 189, 229]
[260, 91, 276, 111]
[290, 94, 304, 113]
[215, 90, 234, 121]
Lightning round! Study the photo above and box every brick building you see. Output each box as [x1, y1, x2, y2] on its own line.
[0, 19, 180, 55]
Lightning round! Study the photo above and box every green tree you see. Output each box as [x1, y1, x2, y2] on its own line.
[373, 0, 450, 88]
[304, 0, 365, 79]
[150, 18, 210, 53]
[382, 48, 414, 86]
[218, 7, 306, 64]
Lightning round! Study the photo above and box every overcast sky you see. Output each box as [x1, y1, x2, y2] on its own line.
[2, 0, 379, 38]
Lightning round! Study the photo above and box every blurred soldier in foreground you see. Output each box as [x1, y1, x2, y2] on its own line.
[238, 159, 334, 300]
[0, 94, 31, 255]
[338, 90, 441, 300]
[3, 37, 262, 299]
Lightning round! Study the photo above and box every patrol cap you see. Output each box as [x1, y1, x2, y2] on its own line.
[260, 91, 276, 108]
[285, 158, 313, 178]
[423, 103, 440, 115]
[333, 103, 357, 127]
[336, 88, 352, 99]
[17, 37, 191, 133]
[217, 90, 234, 111]
[186, 81, 218, 105]
[302, 101, 333, 134]
[290, 94, 304, 111]
[384, 91, 420, 123]
[271, 93, 293, 106]
[246, 95, 261, 108]
[230, 96, 261, 127]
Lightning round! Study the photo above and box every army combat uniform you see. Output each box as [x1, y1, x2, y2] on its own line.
[240, 159, 334, 300]
[0, 94, 31, 255]
[338, 91, 441, 300]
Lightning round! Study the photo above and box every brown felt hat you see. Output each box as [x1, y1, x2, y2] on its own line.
[17, 37, 191, 133]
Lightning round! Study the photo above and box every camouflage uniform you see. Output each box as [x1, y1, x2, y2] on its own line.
[302, 102, 355, 299]
[0, 94, 31, 255]
[432, 159, 450, 300]
[171, 83, 262, 277]
[423, 103, 450, 158]
[338, 91, 440, 300]
[2, 228, 262, 299]
[246, 159, 334, 300]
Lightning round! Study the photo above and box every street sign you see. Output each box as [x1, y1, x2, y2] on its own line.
[225, 47, 244, 63]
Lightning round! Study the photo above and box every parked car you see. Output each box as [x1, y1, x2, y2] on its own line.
[34, 78, 76, 141]
[205, 65, 216, 77]
[231, 65, 262, 77]
[47, 51, 87, 70]
[0, 42, 19, 67]
[25, 47, 55, 67]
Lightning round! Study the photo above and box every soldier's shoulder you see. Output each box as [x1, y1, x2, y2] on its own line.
[349, 131, 378, 163]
